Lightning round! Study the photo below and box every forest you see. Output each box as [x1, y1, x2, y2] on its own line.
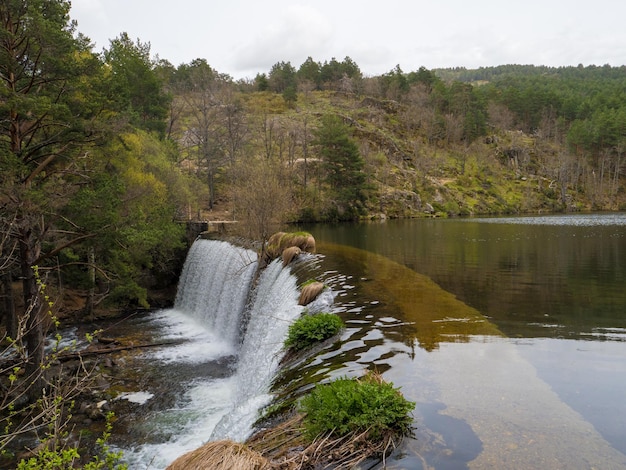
[1, 0, 625, 467]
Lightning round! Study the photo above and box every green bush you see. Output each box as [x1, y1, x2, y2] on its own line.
[284, 313, 343, 351]
[16, 412, 127, 470]
[299, 372, 415, 441]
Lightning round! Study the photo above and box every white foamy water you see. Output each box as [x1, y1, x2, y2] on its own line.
[145, 309, 235, 363]
[122, 377, 238, 469]
[119, 240, 305, 469]
[211, 259, 304, 441]
[174, 240, 258, 345]
[117, 391, 154, 405]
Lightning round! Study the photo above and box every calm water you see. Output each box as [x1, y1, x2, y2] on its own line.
[295, 213, 626, 469]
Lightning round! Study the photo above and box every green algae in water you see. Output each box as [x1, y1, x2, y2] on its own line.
[319, 242, 504, 351]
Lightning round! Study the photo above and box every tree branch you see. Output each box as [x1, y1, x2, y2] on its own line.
[36, 232, 97, 263]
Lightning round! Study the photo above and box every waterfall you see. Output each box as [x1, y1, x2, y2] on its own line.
[174, 239, 258, 346]
[211, 258, 303, 441]
[121, 239, 305, 468]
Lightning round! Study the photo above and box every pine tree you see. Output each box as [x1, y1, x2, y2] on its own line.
[313, 115, 367, 219]
[1, 0, 105, 400]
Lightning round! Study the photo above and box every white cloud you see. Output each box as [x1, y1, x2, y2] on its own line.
[69, 0, 626, 78]
[232, 5, 333, 74]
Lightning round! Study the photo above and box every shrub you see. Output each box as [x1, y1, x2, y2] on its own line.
[284, 313, 343, 351]
[299, 371, 415, 441]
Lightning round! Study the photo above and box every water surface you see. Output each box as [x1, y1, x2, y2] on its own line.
[106, 214, 626, 469]
[301, 213, 626, 468]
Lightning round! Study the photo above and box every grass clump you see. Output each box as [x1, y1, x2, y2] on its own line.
[299, 371, 415, 441]
[247, 372, 415, 469]
[284, 313, 343, 351]
[167, 440, 270, 470]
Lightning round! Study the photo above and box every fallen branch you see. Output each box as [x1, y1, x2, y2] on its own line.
[57, 340, 181, 361]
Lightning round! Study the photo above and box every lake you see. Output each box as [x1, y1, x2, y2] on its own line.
[297, 213, 626, 469]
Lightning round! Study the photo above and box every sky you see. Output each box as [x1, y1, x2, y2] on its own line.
[70, 0, 626, 79]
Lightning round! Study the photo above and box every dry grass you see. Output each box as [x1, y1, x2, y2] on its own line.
[266, 232, 316, 261]
[281, 246, 302, 267]
[247, 411, 403, 469]
[166, 440, 271, 470]
[297, 281, 325, 306]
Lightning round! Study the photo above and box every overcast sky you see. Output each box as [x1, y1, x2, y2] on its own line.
[71, 0, 626, 79]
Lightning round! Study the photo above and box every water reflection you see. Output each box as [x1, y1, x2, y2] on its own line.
[306, 214, 626, 339]
[318, 242, 503, 351]
[299, 214, 626, 468]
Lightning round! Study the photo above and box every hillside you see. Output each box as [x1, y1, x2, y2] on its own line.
[247, 91, 617, 218]
[167, 62, 626, 226]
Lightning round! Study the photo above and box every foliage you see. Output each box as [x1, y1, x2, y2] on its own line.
[2, 9, 626, 468]
[15, 412, 127, 470]
[230, 159, 294, 243]
[312, 114, 368, 219]
[1, 270, 126, 469]
[299, 371, 415, 441]
[292, 56, 363, 91]
[268, 61, 297, 93]
[0, 0, 112, 400]
[284, 313, 344, 351]
[104, 32, 171, 135]
[58, 130, 186, 309]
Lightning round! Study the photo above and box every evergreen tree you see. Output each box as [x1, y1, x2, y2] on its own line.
[255, 73, 269, 91]
[313, 115, 367, 219]
[0, 0, 107, 399]
[268, 61, 296, 93]
[104, 32, 170, 136]
[297, 56, 322, 88]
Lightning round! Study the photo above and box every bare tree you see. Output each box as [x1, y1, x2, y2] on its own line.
[183, 71, 228, 209]
[230, 158, 294, 249]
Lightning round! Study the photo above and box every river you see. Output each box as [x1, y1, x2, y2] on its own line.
[108, 213, 626, 469]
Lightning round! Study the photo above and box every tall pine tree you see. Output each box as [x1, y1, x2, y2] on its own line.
[0, 0, 105, 399]
[313, 115, 367, 219]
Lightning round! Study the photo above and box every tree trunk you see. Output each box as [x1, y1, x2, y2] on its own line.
[86, 246, 96, 319]
[19, 228, 46, 402]
[1, 272, 17, 339]
[208, 168, 215, 210]
[302, 117, 309, 189]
